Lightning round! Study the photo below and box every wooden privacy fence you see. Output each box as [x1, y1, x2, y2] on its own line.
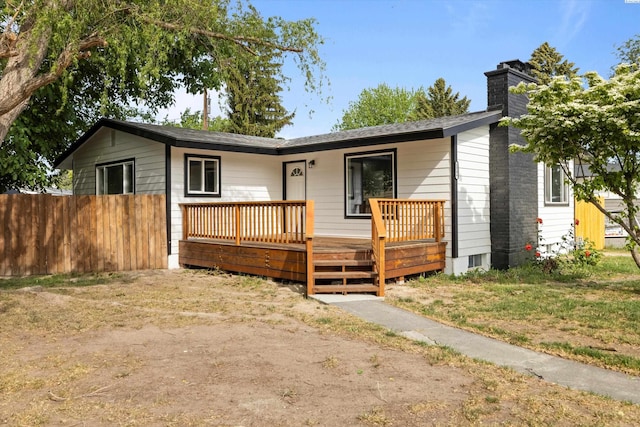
[0, 194, 167, 276]
[575, 197, 605, 249]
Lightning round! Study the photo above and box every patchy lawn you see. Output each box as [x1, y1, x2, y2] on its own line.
[386, 255, 640, 376]
[1, 269, 638, 426]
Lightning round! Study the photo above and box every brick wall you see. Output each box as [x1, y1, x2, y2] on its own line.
[485, 61, 538, 269]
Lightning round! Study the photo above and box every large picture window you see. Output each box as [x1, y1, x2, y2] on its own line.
[345, 150, 396, 217]
[185, 155, 221, 197]
[545, 164, 568, 205]
[96, 159, 134, 195]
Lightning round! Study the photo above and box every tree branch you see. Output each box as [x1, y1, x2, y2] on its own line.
[0, 34, 107, 116]
[137, 16, 303, 55]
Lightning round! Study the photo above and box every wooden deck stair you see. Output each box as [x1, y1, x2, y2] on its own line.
[310, 252, 379, 294]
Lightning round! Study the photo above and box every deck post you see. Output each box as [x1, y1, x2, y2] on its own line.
[369, 199, 387, 297]
[377, 236, 386, 297]
[305, 200, 315, 296]
[181, 204, 188, 240]
[234, 205, 241, 246]
[434, 201, 442, 242]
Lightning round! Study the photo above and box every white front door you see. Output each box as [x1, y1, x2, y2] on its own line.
[284, 161, 306, 200]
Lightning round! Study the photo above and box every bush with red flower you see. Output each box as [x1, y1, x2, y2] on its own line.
[528, 217, 601, 272]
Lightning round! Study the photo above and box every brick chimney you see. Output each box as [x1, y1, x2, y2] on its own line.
[485, 60, 538, 269]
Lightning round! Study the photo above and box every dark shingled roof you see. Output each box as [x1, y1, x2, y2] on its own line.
[281, 110, 501, 153]
[54, 110, 502, 168]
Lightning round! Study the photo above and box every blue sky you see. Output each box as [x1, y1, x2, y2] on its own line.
[157, 0, 640, 138]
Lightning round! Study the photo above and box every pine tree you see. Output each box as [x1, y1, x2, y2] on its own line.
[529, 42, 579, 84]
[224, 52, 294, 138]
[411, 78, 470, 120]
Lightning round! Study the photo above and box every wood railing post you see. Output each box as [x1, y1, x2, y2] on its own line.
[434, 201, 442, 242]
[181, 204, 189, 240]
[305, 200, 315, 296]
[235, 204, 241, 246]
[369, 198, 387, 297]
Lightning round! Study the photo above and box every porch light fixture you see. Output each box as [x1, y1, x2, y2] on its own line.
[308, 160, 315, 168]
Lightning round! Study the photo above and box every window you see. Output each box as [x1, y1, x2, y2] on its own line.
[185, 155, 221, 196]
[96, 160, 134, 195]
[468, 254, 483, 268]
[545, 164, 568, 204]
[345, 150, 396, 217]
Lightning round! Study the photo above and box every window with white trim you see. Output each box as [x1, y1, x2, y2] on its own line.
[96, 160, 134, 195]
[345, 150, 396, 217]
[545, 164, 568, 204]
[186, 155, 221, 196]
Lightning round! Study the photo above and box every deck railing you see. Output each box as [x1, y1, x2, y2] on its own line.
[369, 198, 446, 296]
[180, 200, 311, 245]
[371, 199, 445, 243]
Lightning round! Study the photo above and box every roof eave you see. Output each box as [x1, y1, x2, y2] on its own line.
[441, 111, 502, 137]
[279, 128, 447, 155]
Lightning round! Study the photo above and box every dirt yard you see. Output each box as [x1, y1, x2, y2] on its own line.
[1, 270, 638, 426]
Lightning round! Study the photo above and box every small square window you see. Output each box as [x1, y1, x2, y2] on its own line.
[468, 254, 483, 268]
[96, 160, 134, 195]
[185, 155, 221, 197]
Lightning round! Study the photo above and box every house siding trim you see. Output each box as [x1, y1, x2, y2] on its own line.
[450, 135, 459, 258]
[165, 143, 172, 256]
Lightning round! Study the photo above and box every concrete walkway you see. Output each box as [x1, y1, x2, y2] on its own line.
[310, 294, 640, 404]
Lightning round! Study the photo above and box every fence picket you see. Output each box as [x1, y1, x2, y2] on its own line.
[0, 194, 167, 276]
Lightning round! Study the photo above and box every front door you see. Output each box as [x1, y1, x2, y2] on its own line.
[284, 161, 306, 200]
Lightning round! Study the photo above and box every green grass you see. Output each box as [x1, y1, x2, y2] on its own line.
[391, 255, 640, 374]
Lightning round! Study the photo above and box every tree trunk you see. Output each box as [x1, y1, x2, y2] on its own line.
[0, 100, 30, 143]
[631, 247, 640, 269]
[0, 23, 51, 144]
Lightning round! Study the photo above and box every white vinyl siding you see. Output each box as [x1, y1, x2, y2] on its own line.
[72, 128, 165, 195]
[169, 146, 281, 254]
[280, 136, 455, 271]
[452, 126, 491, 273]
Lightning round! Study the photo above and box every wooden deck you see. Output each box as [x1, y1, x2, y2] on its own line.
[179, 236, 446, 295]
[179, 199, 447, 296]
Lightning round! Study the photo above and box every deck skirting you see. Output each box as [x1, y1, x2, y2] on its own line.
[179, 240, 307, 282]
[179, 238, 446, 292]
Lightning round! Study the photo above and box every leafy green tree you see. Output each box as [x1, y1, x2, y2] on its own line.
[411, 78, 470, 120]
[333, 84, 424, 131]
[162, 108, 230, 132]
[0, 0, 325, 191]
[615, 34, 640, 68]
[3, 53, 162, 192]
[224, 50, 294, 137]
[503, 65, 640, 267]
[529, 42, 579, 84]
